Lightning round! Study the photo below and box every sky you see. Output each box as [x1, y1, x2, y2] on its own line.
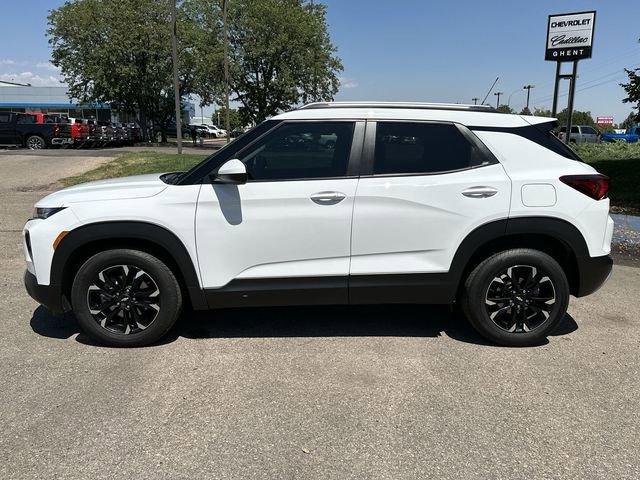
[1, 0, 639, 123]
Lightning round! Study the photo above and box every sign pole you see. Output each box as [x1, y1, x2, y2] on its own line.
[551, 61, 561, 117]
[564, 60, 579, 145]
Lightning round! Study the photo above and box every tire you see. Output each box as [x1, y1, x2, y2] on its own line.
[71, 249, 182, 347]
[460, 248, 569, 347]
[26, 135, 46, 150]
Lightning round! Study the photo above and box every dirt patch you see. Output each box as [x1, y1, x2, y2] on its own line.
[0, 152, 114, 192]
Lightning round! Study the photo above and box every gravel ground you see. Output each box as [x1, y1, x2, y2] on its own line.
[0, 149, 639, 479]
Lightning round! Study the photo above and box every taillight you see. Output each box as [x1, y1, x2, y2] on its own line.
[560, 174, 610, 200]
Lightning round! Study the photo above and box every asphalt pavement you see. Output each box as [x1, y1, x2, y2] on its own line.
[1, 149, 639, 479]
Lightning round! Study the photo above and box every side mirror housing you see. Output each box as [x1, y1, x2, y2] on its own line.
[210, 159, 247, 185]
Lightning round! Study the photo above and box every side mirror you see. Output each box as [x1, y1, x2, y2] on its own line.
[210, 159, 247, 185]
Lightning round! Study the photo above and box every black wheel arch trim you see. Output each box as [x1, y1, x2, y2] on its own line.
[447, 216, 593, 301]
[51, 221, 207, 310]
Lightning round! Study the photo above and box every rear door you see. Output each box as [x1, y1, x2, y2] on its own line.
[350, 120, 511, 302]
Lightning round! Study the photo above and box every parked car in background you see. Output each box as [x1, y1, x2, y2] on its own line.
[32, 114, 91, 148]
[600, 126, 640, 143]
[558, 125, 600, 144]
[97, 121, 115, 146]
[230, 128, 246, 138]
[205, 124, 226, 138]
[66, 117, 90, 147]
[82, 119, 100, 147]
[187, 124, 210, 139]
[0, 112, 72, 149]
[158, 123, 190, 140]
[127, 123, 142, 143]
[111, 123, 128, 145]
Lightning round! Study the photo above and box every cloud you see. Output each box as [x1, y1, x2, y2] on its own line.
[0, 59, 19, 66]
[0, 71, 63, 86]
[339, 76, 359, 89]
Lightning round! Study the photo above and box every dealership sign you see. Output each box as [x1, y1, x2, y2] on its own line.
[545, 11, 596, 61]
[596, 116, 614, 125]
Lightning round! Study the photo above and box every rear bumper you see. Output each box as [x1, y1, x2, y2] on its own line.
[24, 270, 65, 315]
[575, 254, 613, 297]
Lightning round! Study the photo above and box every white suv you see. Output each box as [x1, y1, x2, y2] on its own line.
[24, 102, 613, 347]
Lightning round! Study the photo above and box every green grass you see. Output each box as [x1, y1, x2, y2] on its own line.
[573, 142, 640, 214]
[61, 151, 207, 187]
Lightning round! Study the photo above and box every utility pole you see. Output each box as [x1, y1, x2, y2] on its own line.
[523, 84, 535, 110]
[472, 97, 479, 105]
[170, 0, 182, 154]
[222, 0, 230, 143]
[494, 91, 503, 109]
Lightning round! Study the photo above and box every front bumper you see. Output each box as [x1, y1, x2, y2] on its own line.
[24, 270, 65, 315]
[575, 254, 613, 297]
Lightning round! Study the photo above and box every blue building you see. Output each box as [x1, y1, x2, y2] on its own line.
[0, 80, 195, 125]
[0, 80, 113, 121]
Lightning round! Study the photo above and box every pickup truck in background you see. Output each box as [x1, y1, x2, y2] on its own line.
[558, 125, 600, 144]
[601, 126, 640, 143]
[32, 113, 89, 147]
[0, 112, 72, 149]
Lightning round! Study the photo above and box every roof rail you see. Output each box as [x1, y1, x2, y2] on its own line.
[298, 101, 496, 112]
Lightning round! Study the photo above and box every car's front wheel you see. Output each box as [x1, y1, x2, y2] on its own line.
[71, 249, 182, 347]
[461, 248, 569, 347]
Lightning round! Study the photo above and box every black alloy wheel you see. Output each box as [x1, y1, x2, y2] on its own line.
[87, 264, 161, 335]
[484, 265, 556, 333]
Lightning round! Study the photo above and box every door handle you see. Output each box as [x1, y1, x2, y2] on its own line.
[310, 191, 346, 205]
[462, 186, 498, 198]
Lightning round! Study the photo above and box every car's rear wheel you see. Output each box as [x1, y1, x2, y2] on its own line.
[461, 248, 569, 347]
[71, 249, 182, 347]
[26, 135, 45, 150]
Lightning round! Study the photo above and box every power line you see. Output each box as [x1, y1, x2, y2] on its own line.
[534, 64, 638, 106]
[533, 73, 630, 108]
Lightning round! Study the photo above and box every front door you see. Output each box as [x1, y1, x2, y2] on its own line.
[196, 120, 363, 306]
[350, 121, 511, 303]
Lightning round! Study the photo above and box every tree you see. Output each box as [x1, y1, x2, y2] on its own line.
[621, 111, 639, 129]
[496, 104, 514, 114]
[519, 107, 532, 116]
[556, 109, 595, 127]
[620, 67, 640, 117]
[48, 0, 197, 141]
[533, 107, 552, 118]
[213, 107, 242, 130]
[224, 0, 342, 124]
[181, 0, 225, 108]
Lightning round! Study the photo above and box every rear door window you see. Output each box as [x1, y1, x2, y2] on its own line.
[373, 122, 487, 175]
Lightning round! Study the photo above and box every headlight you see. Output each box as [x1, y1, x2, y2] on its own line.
[33, 207, 66, 220]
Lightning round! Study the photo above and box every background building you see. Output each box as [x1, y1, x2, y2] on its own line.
[0, 80, 194, 125]
[0, 80, 112, 120]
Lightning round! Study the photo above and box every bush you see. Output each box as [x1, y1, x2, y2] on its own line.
[572, 141, 640, 162]
[568, 142, 640, 213]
